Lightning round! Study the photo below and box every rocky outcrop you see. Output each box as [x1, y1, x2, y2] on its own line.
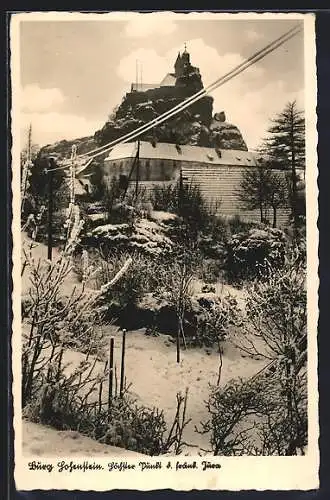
[209, 114, 248, 151]
[40, 57, 248, 159]
[40, 136, 99, 158]
[94, 94, 247, 151]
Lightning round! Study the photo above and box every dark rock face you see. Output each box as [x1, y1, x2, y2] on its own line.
[94, 93, 247, 151]
[209, 119, 248, 151]
[214, 111, 226, 122]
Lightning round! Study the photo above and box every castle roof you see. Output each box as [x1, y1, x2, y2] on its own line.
[159, 73, 176, 87]
[103, 141, 257, 167]
[131, 83, 158, 92]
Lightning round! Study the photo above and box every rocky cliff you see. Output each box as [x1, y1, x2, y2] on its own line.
[94, 93, 247, 151]
[40, 53, 248, 158]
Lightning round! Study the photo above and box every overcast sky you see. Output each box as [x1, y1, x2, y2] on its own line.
[19, 14, 305, 151]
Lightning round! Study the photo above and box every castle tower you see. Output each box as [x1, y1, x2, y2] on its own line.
[174, 51, 183, 78]
[174, 44, 191, 78]
[181, 43, 190, 65]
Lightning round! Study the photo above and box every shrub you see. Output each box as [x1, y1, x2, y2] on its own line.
[151, 183, 178, 213]
[192, 294, 240, 347]
[240, 254, 307, 366]
[24, 384, 168, 456]
[95, 251, 162, 319]
[227, 214, 257, 235]
[202, 255, 308, 456]
[225, 227, 286, 283]
[199, 370, 307, 456]
[21, 229, 191, 456]
[151, 180, 216, 234]
[199, 376, 269, 455]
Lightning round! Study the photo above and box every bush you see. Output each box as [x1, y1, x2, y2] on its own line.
[225, 227, 286, 283]
[242, 254, 307, 364]
[202, 255, 308, 456]
[151, 181, 216, 237]
[151, 183, 178, 213]
[95, 252, 162, 319]
[199, 376, 268, 455]
[21, 237, 190, 456]
[200, 371, 307, 456]
[24, 386, 168, 456]
[227, 214, 257, 235]
[192, 294, 240, 347]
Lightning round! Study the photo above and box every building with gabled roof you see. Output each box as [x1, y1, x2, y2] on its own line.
[89, 140, 292, 225]
[104, 141, 257, 166]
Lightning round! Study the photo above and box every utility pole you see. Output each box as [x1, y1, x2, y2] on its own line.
[178, 166, 183, 216]
[136, 59, 138, 91]
[47, 157, 55, 261]
[135, 140, 140, 200]
[69, 145, 77, 205]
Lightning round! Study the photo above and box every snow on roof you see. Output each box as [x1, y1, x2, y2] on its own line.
[159, 73, 177, 87]
[104, 141, 257, 167]
[131, 83, 158, 92]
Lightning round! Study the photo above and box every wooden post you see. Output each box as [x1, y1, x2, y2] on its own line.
[119, 329, 127, 398]
[176, 320, 180, 363]
[108, 336, 114, 409]
[135, 141, 140, 200]
[47, 157, 55, 261]
[178, 167, 183, 216]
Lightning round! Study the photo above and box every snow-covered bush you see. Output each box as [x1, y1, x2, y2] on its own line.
[200, 255, 307, 455]
[192, 294, 240, 347]
[95, 252, 162, 320]
[225, 227, 286, 283]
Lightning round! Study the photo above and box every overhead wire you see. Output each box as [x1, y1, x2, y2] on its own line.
[77, 24, 301, 160]
[47, 24, 302, 172]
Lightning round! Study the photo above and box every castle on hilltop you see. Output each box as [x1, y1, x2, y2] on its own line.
[76, 47, 296, 227]
[130, 45, 203, 95]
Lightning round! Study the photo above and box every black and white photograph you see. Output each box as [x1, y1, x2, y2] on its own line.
[11, 11, 319, 491]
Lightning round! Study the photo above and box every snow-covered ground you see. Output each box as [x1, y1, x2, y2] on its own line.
[20, 234, 265, 456]
[23, 420, 144, 457]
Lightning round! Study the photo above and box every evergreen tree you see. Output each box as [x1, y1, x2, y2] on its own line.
[261, 100, 305, 229]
